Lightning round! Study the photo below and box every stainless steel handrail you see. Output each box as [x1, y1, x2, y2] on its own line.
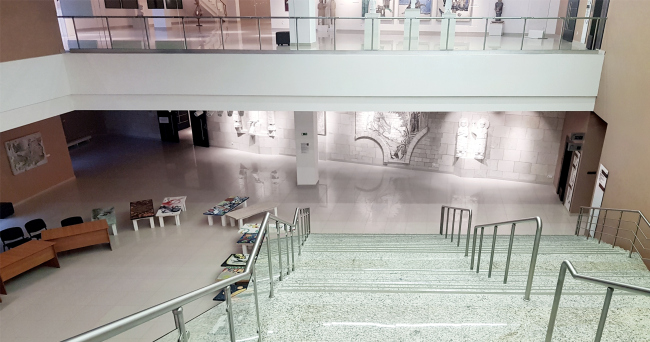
[57, 15, 603, 20]
[545, 260, 650, 342]
[63, 208, 311, 342]
[439, 205, 473, 255]
[576, 206, 649, 259]
[470, 217, 543, 301]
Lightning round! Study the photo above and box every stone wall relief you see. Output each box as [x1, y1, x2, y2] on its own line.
[455, 118, 489, 160]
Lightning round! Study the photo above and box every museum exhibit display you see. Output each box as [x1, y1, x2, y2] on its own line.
[455, 118, 489, 160]
[355, 112, 429, 164]
[156, 196, 187, 227]
[494, 0, 503, 20]
[437, 0, 472, 18]
[4, 132, 47, 175]
[203, 196, 249, 226]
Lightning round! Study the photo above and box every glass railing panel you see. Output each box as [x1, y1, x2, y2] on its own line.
[332, 18, 364, 51]
[67, 17, 110, 49]
[183, 17, 222, 50]
[148, 17, 187, 50]
[106, 17, 149, 50]
[315, 18, 335, 51]
[520, 18, 559, 51]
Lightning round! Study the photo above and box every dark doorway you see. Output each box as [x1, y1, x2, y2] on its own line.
[190, 111, 210, 147]
[557, 140, 573, 202]
[157, 111, 180, 143]
[587, 0, 610, 50]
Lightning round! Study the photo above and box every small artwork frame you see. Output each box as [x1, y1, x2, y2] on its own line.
[4, 132, 47, 175]
[317, 111, 326, 136]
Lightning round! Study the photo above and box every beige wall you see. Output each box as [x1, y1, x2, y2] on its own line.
[0, 0, 63, 62]
[593, 0, 650, 263]
[0, 117, 76, 203]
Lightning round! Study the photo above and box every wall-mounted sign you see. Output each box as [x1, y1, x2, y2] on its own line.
[568, 143, 583, 151]
[571, 132, 586, 141]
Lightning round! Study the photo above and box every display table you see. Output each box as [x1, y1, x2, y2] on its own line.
[92, 207, 117, 235]
[42, 220, 112, 253]
[225, 202, 278, 228]
[203, 196, 249, 226]
[0, 240, 60, 294]
[155, 196, 187, 227]
[130, 199, 155, 230]
[489, 21, 504, 36]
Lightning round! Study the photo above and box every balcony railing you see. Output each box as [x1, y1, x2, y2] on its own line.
[56, 15, 606, 52]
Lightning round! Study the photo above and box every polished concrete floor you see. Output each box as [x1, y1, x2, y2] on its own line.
[0, 133, 576, 341]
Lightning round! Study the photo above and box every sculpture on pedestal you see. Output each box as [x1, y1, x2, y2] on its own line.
[329, 0, 337, 24]
[318, 0, 327, 25]
[471, 118, 489, 160]
[494, 0, 503, 21]
[455, 118, 469, 158]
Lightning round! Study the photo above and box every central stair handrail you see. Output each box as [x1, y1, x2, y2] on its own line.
[439, 205, 473, 255]
[545, 260, 650, 342]
[63, 208, 311, 342]
[470, 217, 543, 301]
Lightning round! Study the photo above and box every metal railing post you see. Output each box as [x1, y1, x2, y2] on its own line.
[297, 215, 302, 256]
[470, 226, 478, 269]
[520, 17, 527, 50]
[408, 18, 413, 51]
[72, 18, 80, 49]
[172, 307, 189, 342]
[105, 17, 114, 49]
[266, 234, 275, 298]
[371, 17, 375, 50]
[575, 207, 584, 235]
[445, 17, 451, 50]
[181, 18, 188, 49]
[524, 218, 543, 301]
[450, 209, 457, 242]
[558, 17, 566, 50]
[220, 18, 225, 49]
[257, 17, 262, 50]
[482, 18, 488, 50]
[488, 225, 498, 278]
[225, 285, 236, 342]
[465, 211, 473, 256]
[143, 17, 151, 49]
[457, 210, 463, 247]
[252, 264, 262, 341]
[295, 17, 299, 50]
[276, 221, 283, 280]
[476, 227, 485, 273]
[445, 208, 450, 238]
[333, 18, 337, 50]
[290, 224, 296, 271]
[439, 207, 445, 235]
[612, 210, 623, 247]
[285, 223, 291, 275]
[629, 215, 642, 258]
[594, 287, 614, 342]
[503, 223, 516, 284]
[586, 209, 595, 240]
[598, 209, 608, 243]
[545, 263, 568, 342]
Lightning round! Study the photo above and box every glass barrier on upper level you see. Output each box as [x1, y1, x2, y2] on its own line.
[57, 15, 606, 52]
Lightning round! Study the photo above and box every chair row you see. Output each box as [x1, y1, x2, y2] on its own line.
[0, 216, 84, 251]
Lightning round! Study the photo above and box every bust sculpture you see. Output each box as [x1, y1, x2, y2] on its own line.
[495, 0, 503, 21]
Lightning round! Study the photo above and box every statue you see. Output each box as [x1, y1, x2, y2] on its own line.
[494, 0, 503, 21]
[456, 118, 469, 158]
[318, 0, 327, 25]
[329, 0, 337, 25]
[194, 0, 203, 26]
[471, 118, 489, 160]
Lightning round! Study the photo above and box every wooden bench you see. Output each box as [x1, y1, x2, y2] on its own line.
[225, 202, 279, 228]
[42, 220, 112, 253]
[0, 240, 60, 295]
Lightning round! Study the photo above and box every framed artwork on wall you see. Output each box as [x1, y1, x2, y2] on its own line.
[4, 132, 48, 175]
[354, 112, 428, 164]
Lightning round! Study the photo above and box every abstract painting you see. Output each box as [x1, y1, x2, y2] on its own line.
[355, 112, 429, 164]
[4, 132, 47, 175]
[317, 112, 326, 136]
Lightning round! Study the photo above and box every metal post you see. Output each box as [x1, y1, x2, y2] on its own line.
[450, 209, 457, 242]
[290, 224, 296, 271]
[144, 17, 151, 49]
[629, 215, 642, 258]
[545, 263, 567, 342]
[558, 17, 566, 50]
[482, 18, 488, 50]
[72, 18, 80, 49]
[594, 287, 614, 342]
[266, 234, 274, 298]
[172, 307, 189, 342]
[575, 207, 584, 235]
[445, 18, 451, 50]
[371, 17, 375, 50]
[598, 210, 608, 244]
[181, 18, 188, 49]
[308, 209, 311, 236]
[439, 207, 445, 235]
[586, 209, 595, 240]
[408, 18, 413, 50]
[465, 211, 473, 257]
[220, 18, 225, 50]
[285, 223, 291, 275]
[503, 223, 516, 284]
[524, 219, 543, 301]
[612, 211, 623, 247]
[297, 216, 302, 256]
[333, 18, 337, 50]
[225, 285, 236, 342]
[470, 226, 478, 270]
[257, 18, 262, 50]
[457, 211, 463, 247]
[488, 225, 498, 278]
[445, 208, 450, 238]
[477, 227, 485, 273]
[520, 18, 527, 50]
[105, 17, 114, 49]
[252, 264, 262, 341]
[276, 221, 283, 280]
[295, 17, 299, 51]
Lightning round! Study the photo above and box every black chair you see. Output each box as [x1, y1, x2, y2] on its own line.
[25, 219, 47, 240]
[61, 216, 83, 227]
[1, 227, 31, 251]
[0, 202, 14, 219]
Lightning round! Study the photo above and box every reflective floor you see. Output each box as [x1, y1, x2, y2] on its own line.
[0, 133, 576, 341]
[62, 19, 587, 52]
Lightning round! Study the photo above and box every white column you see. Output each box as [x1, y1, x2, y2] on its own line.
[294, 111, 319, 185]
[403, 9, 420, 50]
[440, 13, 456, 50]
[364, 13, 381, 50]
[288, 0, 316, 45]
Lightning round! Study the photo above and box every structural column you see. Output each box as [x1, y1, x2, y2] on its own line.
[294, 112, 319, 185]
[288, 0, 316, 45]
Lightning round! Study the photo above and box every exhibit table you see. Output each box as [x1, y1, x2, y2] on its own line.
[92, 207, 117, 235]
[155, 196, 187, 227]
[225, 202, 279, 228]
[0, 240, 60, 295]
[203, 196, 249, 226]
[130, 199, 156, 230]
[42, 220, 112, 252]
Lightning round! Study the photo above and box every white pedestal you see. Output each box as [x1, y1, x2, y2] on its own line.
[528, 29, 545, 39]
[364, 13, 381, 50]
[403, 9, 420, 50]
[294, 112, 319, 185]
[488, 22, 504, 36]
[440, 13, 456, 50]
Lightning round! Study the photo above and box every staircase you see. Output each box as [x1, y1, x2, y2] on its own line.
[157, 234, 650, 342]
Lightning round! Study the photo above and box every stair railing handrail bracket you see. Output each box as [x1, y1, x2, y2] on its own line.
[62, 208, 311, 342]
[576, 206, 649, 261]
[470, 216, 543, 301]
[545, 260, 650, 342]
[439, 205, 473, 255]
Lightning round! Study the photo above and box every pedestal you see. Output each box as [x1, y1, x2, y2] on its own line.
[488, 21, 504, 36]
[364, 13, 381, 50]
[403, 9, 420, 50]
[294, 112, 319, 185]
[440, 13, 456, 50]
